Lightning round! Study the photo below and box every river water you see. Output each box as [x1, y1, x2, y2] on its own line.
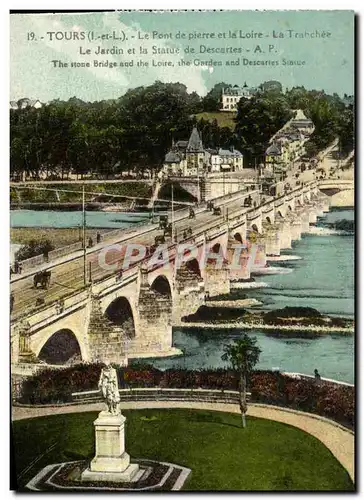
[10, 208, 355, 384]
[10, 210, 151, 228]
[146, 208, 355, 384]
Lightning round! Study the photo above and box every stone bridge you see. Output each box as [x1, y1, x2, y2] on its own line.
[318, 179, 354, 207]
[11, 181, 331, 369]
[169, 173, 257, 202]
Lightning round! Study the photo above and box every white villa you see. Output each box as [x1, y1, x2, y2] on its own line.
[220, 83, 257, 111]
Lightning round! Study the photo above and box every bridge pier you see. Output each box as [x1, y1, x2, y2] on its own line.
[262, 223, 281, 256]
[135, 288, 175, 357]
[88, 297, 127, 365]
[131, 267, 178, 358]
[248, 232, 266, 270]
[227, 236, 250, 281]
[299, 210, 311, 233]
[204, 262, 230, 297]
[173, 263, 205, 322]
[277, 219, 292, 249]
[290, 217, 303, 241]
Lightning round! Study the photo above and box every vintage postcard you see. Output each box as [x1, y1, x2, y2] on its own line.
[10, 9, 354, 492]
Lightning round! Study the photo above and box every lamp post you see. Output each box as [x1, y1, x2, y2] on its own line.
[171, 181, 175, 243]
[82, 185, 87, 286]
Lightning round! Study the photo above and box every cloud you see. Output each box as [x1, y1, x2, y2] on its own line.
[10, 12, 208, 101]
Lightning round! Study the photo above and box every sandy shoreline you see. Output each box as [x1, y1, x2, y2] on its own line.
[176, 322, 354, 334]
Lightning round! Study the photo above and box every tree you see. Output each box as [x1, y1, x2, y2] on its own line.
[235, 95, 292, 162]
[202, 82, 232, 112]
[261, 80, 283, 94]
[221, 335, 261, 428]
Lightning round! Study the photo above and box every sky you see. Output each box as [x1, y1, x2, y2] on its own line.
[10, 10, 354, 102]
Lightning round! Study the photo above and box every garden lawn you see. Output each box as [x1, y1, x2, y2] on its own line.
[12, 409, 354, 491]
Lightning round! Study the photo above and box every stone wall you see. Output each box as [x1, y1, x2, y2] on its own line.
[88, 298, 127, 365]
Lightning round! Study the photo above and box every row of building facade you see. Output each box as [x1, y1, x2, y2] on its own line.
[161, 127, 244, 177]
[161, 109, 315, 178]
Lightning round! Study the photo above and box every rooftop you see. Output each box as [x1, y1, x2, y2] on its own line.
[186, 127, 204, 153]
[266, 143, 282, 156]
[164, 151, 181, 163]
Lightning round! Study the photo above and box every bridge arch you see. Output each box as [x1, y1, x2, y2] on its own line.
[151, 275, 172, 296]
[288, 205, 292, 211]
[251, 224, 259, 233]
[105, 296, 136, 339]
[37, 328, 82, 365]
[185, 258, 201, 277]
[233, 232, 243, 243]
[265, 216, 272, 224]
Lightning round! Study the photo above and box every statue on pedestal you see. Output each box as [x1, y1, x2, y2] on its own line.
[98, 364, 121, 415]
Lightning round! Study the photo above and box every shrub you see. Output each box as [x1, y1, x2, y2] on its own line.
[16, 365, 354, 429]
[16, 239, 55, 261]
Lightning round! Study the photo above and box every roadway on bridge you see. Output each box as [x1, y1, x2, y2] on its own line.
[10, 192, 254, 320]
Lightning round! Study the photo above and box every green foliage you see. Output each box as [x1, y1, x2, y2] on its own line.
[15, 239, 54, 261]
[10, 81, 354, 180]
[201, 82, 232, 111]
[194, 111, 236, 130]
[261, 80, 283, 94]
[17, 365, 354, 429]
[264, 307, 326, 326]
[235, 95, 293, 161]
[222, 335, 261, 373]
[265, 306, 322, 319]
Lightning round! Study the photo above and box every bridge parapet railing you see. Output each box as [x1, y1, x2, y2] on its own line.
[274, 198, 286, 208]
[246, 210, 261, 221]
[11, 288, 90, 330]
[261, 203, 275, 213]
[212, 189, 258, 206]
[48, 241, 83, 261]
[17, 253, 45, 272]
[205, 223, 229, 242]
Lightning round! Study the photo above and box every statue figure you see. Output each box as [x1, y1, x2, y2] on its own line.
[98, 364, 121, 415]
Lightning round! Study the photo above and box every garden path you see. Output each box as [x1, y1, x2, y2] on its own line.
[12, 401, 354, 482]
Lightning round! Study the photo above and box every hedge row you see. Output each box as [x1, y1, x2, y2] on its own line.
[16, 364, 354, 430]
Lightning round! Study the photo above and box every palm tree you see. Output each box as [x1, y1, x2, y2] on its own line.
[222, 335, 261, 428]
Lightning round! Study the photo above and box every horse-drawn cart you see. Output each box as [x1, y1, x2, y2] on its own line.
[33, 270, 51, 289]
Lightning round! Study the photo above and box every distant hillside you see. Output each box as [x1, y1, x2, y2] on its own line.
[194, 111, 237, 130]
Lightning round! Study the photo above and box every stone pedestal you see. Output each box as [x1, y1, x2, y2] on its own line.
[82, 411, 139, 483]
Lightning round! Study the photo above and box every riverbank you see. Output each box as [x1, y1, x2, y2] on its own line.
[206, 299, 263, 308]
[175, 322, 354, 334]
[10, 227, 111, 247]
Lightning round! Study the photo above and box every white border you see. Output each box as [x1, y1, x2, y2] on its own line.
[4, 3, 361, 499]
